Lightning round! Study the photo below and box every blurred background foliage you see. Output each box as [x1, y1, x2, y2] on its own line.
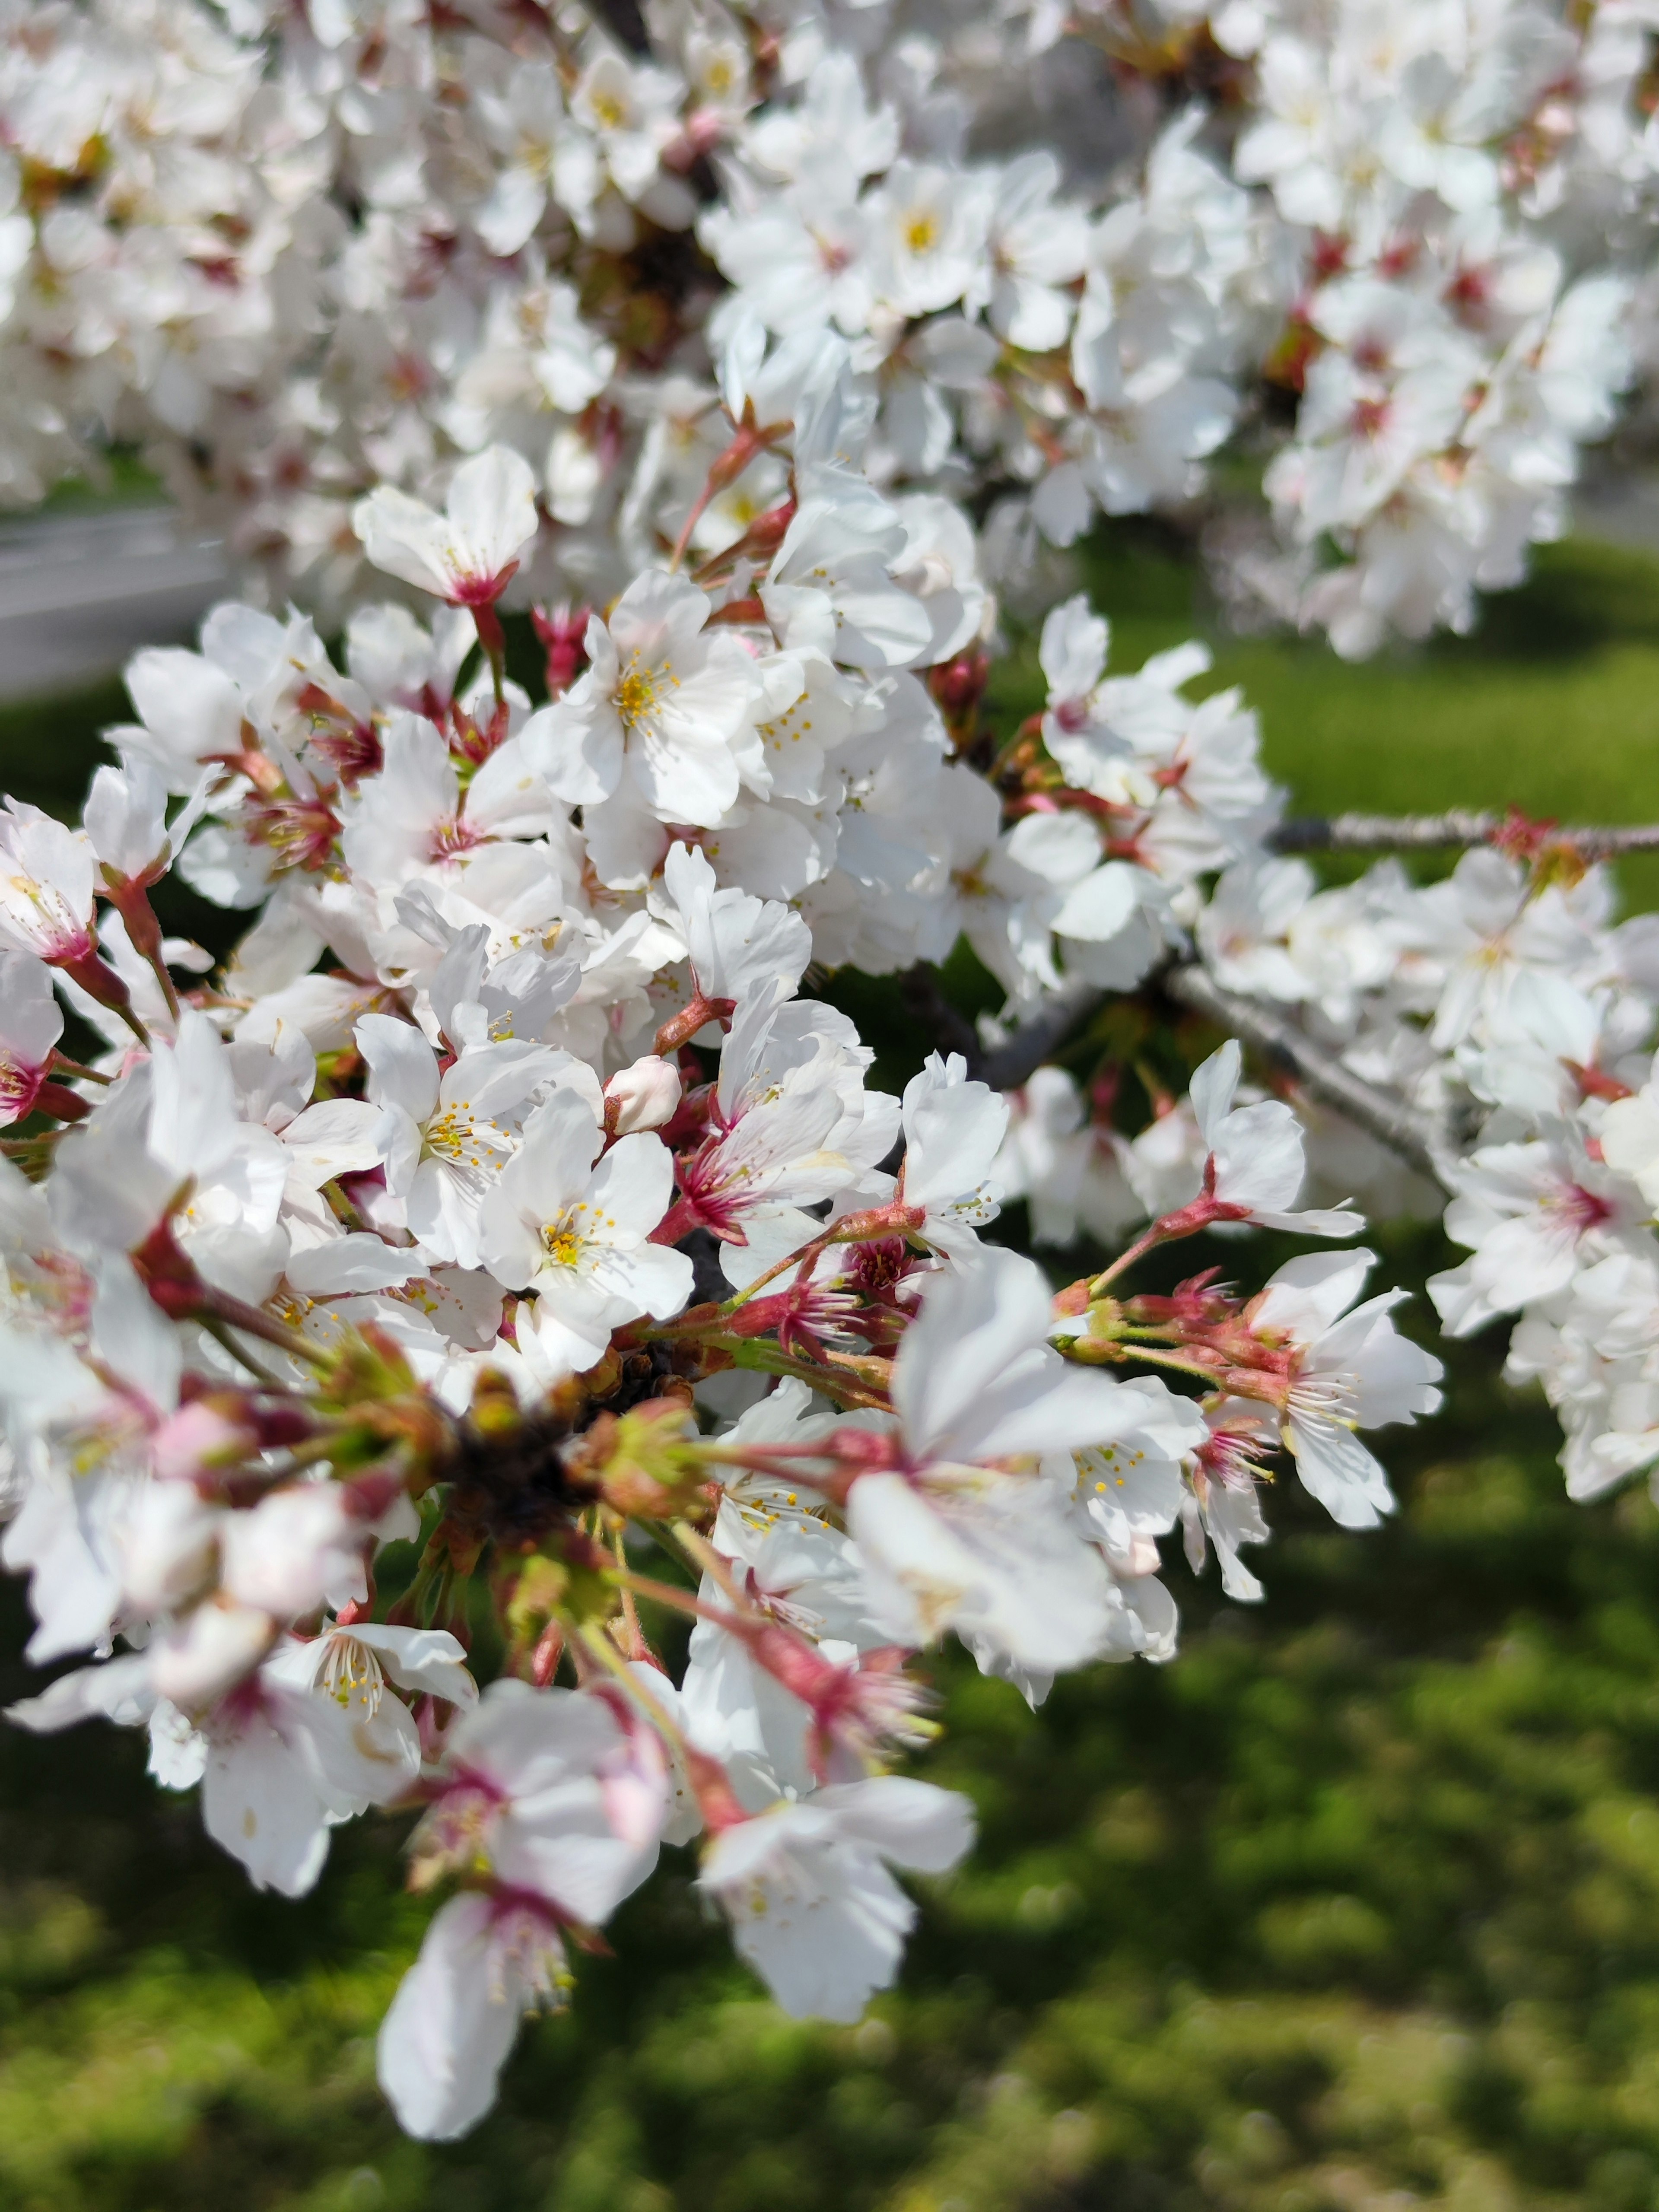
[6, 534, 1659, 2211]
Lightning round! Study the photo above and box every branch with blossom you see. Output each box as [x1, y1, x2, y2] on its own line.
[0, 420, 1470, 2146]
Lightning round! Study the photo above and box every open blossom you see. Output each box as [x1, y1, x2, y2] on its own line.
[844, 1248, 1133, 1673]
[761, 479, 937, 672]
[1189, 1041, 1363, 1237]
[1248, 1250, 1444, 1530]
[0, 952, 64, 1126]
[0, 73, 1622, 2131]
[522, 574, 758, 825]
[658, 839, 812, 1017]
[353, 1014, 574, 1270]
[353, 448, 540, 611]
[1430, 1127, 1646, 1337]
[897, 1052, 1008, 1259]
[380, 1677, 665, 2138]
[670, 996, 899, 1261]
[478, 1087, 693, 1372]
[0, 802, 98, 966]
[702, 1777, 974, 2022]
[194, 1626, 475, 1899]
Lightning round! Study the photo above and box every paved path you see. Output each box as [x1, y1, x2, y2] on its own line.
[0, 480, 1657, 710]
[1573, 467, 1659, 559]
[0, 506, 229, 703]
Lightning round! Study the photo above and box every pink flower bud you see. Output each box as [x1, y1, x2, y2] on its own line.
[151, 1600, 275, 1710]
[150, 1400, 251, 1484]
[118, 1480, 224, 1614]
[219, 1484, 363, 1621]
[604, 1055, 682, 1137]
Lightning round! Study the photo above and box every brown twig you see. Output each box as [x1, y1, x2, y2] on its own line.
[1268, 811, 1659, 856]
[1164, 964, 1445, 1180]
[974, 977, 1108, 1092]
[899, 963, 981, 1065]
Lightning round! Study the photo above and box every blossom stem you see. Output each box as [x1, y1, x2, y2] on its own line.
[1063, 1338, 1225, 1386]
[1089, 1225, 1169, 1296]
[57, 951, 151, 1047]
[612, 1526, 643, 1658]
[198, 1314, 286, 1388]
[718, 1203, 924, 1321]
[1165, 964, 1443, 1179]
[711, 1333, 890, 1410]
[607, 1562, 750, 1632]
[575, 1621, 691, 1757]
[718, 1238, 827, 1314]
[653, 994, 735, 1057]
[200, 1291, 324, 1367]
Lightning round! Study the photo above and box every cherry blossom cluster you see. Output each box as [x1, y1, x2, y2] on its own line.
[1214, 0, 1646, 654]
[0, 429, 1454, 2141]
[0, 0, 1655, 648]
[996, 792, 1659, 1511]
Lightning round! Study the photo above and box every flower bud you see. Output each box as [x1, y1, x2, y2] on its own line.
[219, 1484, 363, 1620]
[560, 1397, 703, 1518]
[118, 1480, 224, 1614]
[150, 1399, 255, 1485]
[151, 1599, 275, 1710]
[604, 1055, 682, 1136]
[84, 760, 169, 884]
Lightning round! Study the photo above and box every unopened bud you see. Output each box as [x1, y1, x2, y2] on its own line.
[506, 1556, 570, 1651]
[604, 1055, 683, 1138]
[151, 1599, 275, 1710]
[118, 1480, 224, 1614]
[150, 1399, 255, 1485]
[219, 1483, 362, 1619]
[562, 1397, 704, 1517]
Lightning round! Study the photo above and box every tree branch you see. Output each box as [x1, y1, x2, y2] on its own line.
[899, 963, 981, 1065]
[897, 956, 1452, 1186]
[1269, 810, 1659, 856]
[582, 0, 650, 53]
[1164, 964, 1446, 1182]
[974, 978, 1106, 1091]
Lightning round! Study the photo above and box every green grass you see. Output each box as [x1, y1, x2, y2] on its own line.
[1065, 527, 1659, 906]
[8, 537, 1659, 2210]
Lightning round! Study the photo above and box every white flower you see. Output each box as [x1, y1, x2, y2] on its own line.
[218, 1485, 367, 1621]
[658, 839, 812, 1016]
[701, 1777, 973, 2021]
[1189, 1041, 1363, 1237]
[353, 447, 540, 609]
[478, 1087, 693, 1373]
[673, 997, 898, 1259]
[898, 1052, 1007, 1260]
[1600, 1081, 1659, 1208]
[1430, 1125, 1644, 1336]
[521, 573, 757, 825]
[51, 1013, 289, 1303]
[355, 1013, 574, 1270]
[762, 479, 937, 672]
[413, 1676, 667, 1914]
[378, 1890, 573, 2142]
[1250, 1249, 1443, 1529]
[845, 1248, 1127, 1672]
[866, 163, 990, 319]
[0, 801, 98, 966]
[194, 1632, 441, 1898]
[979, 153, 1089, 351]
[0, 951, 64, 1127]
